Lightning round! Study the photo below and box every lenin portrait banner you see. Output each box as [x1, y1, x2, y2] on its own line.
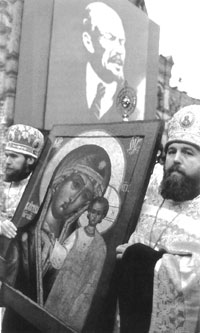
[14, 0, 160, 129]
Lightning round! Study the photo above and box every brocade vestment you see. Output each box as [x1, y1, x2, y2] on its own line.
[128, 163, 200, 332]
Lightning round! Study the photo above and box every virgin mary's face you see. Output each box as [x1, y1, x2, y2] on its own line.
[51, 173, 95, 219]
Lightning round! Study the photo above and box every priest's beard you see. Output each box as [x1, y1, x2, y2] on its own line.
[160, 165, 199, 202]
[4, 161, 31, 182]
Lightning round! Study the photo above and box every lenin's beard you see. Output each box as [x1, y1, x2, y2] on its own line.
[160, 165, 198, 202]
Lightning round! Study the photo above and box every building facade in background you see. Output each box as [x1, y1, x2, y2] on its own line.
[156, 54, 200, 144]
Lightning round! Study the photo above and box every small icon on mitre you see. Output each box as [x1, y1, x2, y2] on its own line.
[180, 112, 195, 128]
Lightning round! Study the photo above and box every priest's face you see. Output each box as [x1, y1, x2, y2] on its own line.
[4, 151, 34, 182]
[160, 142, 200, 201]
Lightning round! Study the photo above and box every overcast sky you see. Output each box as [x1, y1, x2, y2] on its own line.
[145, 0, 200, 99]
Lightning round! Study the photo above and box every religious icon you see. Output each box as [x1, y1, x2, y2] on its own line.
[1, 120, 163, 332]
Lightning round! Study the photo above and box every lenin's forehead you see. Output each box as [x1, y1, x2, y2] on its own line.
[88, 3, 125, 37]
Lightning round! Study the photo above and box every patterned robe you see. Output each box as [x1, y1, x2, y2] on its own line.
[128, 163, 200, 332]
[1, 177, 30, 222]
[0, 177, 30, 286]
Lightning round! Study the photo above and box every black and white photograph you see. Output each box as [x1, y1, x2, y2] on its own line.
[1, 1, 200, 332]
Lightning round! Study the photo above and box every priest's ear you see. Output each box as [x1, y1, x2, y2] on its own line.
[26, 156, 35, 166]
[26, 156, 37, 173]
[82, 31, 95, 54]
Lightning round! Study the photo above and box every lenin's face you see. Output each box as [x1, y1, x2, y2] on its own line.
[51, 173, 95, 219]
[88, 6, 126, 83]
